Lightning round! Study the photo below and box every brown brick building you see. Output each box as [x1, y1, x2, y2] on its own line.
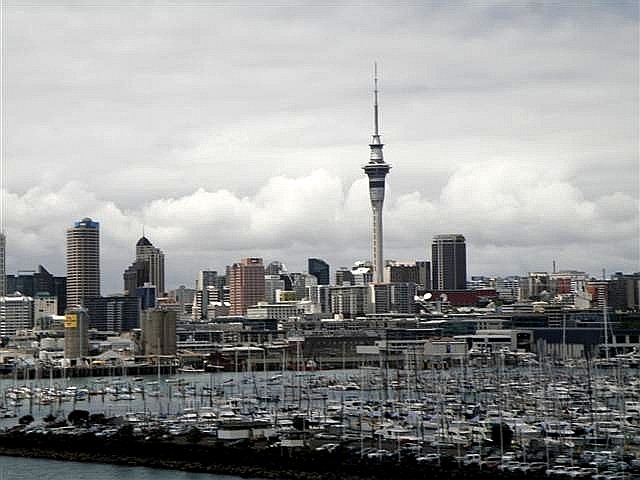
[229, 258, 265, 315]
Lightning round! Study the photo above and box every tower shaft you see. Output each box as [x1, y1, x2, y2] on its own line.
[362, 64, 390, 284]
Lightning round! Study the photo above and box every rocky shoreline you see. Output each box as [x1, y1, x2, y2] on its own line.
[0, 430, 540, 480]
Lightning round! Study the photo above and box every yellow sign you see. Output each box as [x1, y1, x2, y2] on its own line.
[64, 313, 78, 329]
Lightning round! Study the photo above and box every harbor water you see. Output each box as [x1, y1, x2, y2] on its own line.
[0, 456, 266, 480]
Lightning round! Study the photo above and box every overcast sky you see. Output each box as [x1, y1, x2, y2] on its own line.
[2, 1, 638, 293]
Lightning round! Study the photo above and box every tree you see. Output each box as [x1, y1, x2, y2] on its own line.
[43, 414, 56, 423]
[68, 410, 90, 426]
[491, 422, 513, 450]
[89, 413, 107, 425]
[18, 414, 34, 425]
[186, 426, 204, 443]
[117, 424, 135, 437]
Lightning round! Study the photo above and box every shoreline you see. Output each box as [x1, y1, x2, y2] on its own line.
[0, 431, 526, 480]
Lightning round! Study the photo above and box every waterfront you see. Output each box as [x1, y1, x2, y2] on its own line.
[1, 359, 640, 479]
[0, 456, 265, 480]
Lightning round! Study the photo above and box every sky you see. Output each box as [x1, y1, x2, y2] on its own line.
[1, 1, 638, 294]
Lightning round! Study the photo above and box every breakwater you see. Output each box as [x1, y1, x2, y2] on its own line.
[0, 430, 540, 480]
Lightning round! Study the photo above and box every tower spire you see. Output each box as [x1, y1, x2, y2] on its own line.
[373, 62, 379, 137]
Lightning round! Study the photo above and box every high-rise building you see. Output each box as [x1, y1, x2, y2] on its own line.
[431, 234, 467, 290]
[265, 261, 286, 276]
[370, 282, 417, 314]
[135, 236, 165, 296]
[83, 295, 141, 332]
[335, 267, 355, 286]
[196, 270, 217, 290]
[495, 276, 520, 302]
[362, 65, 391, 284]
[293, 273, 317, 300]
[308, 258, 330, 285]
[34, 294, 57, 323]
[0, 294, 34, 336]
[384, 261, 419, 284]
[191, 271, 219, 320]
[586, 280, 610, 309]
[136, 283, 157, 310]
[608, 272, 640, 311]
[123, 260, 149, 296]
[5, 265, 65, 312]
[416, 260, 432, 290]
[519, 272, 551, 300]
[229, 258, 265, 315]
[329, 285, 371, 318]
[307, 284, 331, 313]
[66, 217, 100, 307]
[0, 233, 5, 297]
[265, 274, 285, 304]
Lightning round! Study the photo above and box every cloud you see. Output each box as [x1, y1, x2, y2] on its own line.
[0, 4, 637, 290]
[3, 162, 637, 292]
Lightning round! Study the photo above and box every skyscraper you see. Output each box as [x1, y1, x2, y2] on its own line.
[362, 64, 391, 284]
[308, 258, 330, 285]
[135, 236, 165, 296]
[0, 232, 5, 297]
[66, 217, 100, 307]
[229, 258, 265, 315]
[123, 259, 149, 296]
[431, 234, 467, 290]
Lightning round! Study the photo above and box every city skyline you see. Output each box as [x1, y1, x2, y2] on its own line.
[0, 3, 637, 292]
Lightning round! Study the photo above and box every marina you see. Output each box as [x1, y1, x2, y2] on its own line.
[1, 353, 640, 479]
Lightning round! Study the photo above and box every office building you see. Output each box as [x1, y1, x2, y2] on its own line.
[83, 295, 140, 332]
[416, 260, 431, 290]
[370, 282, 417, 314]
[384, 261, 419, 284]
[196, 270, 217, 290]
[0, 232, 5, 297]
[265, 261, 286, 275]
[64, 306, 89, 360]
[431, 234, 467, 290]
[519, 272, 551, 300]
[123, 260, 149, 296]
[6, 265, 66, 314]
[495, 276, 520, 302]
[307, 284, 331, 313]
[329, 285, 371, 318]
[293, 273, 316, 300]
[34, 294, 57, 323]
[135, 236, 165, 296]
[0, 294, 34, 336]
[142, 308, 177, 356]
[136, 283, 156, 310]
[229, 258, 265, 315]
[169, 285, 195, 306]
[351, 262, 373, 286]
[308, 258, 330, 285]
[265, 274, 285, 304]
[335, 267, 355, 286]
[66, 217, 100, 307]
[362, 66, 391, 283]
[586, 280, 610, 309]
[609, 272, 640, 311]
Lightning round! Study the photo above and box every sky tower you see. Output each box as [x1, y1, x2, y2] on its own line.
[363, 64, 391, 284]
